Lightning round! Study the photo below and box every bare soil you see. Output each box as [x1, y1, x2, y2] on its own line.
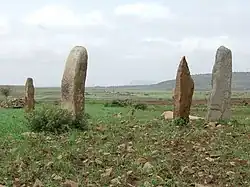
[138, 98, 250, 106]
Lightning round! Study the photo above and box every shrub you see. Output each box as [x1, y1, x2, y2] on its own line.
[0, 86, 12, 101]
[104, 99, 133, 107]
[25, 105, 88, 134]
[173, 117, 189, 126]
[133, 103, 147, 110]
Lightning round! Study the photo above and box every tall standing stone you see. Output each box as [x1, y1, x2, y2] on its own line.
[206, 46, 232, 122]
[173, 56, 194, 122]
[61, 46, 88, 118]
[24, 77, 35, 112]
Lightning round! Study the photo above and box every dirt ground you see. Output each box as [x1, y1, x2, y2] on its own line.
[140, 98, 250, 106]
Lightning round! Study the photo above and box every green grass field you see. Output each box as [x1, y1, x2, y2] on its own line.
[2, 85, 250, 102]
[1, 98, 250, 186]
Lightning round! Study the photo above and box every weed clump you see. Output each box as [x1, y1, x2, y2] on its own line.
[104, 99, 148, 110]
[25, 105, 88, 134]
[0, 86, 12, 101]
[173, 117, 189, 126]
[104, 99, 132, 107]
[133, 103, 147, 110]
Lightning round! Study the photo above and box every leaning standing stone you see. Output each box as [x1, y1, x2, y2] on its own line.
[173, 56, 194, 122]
[24, 77, 35, 112]
[206, 46, 232, 122]
[61, 46, 88, 118]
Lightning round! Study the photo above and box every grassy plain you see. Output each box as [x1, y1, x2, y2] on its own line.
[2, 85, 250, 102]
[1, 87, 250, 186]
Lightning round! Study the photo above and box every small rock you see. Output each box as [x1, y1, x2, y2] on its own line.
[13, 178, 20, 187]
[156, 175, 164, 183]
[195, 184, 212, 187]
[136, 157, 148, 164]
[226, 171, 235, 175]
[210, 154, 220, 158]
[144, 181, 153, 187]
[21, 132, 37, 137]
[52, 174, 62, 181]
[111, 178, 121, 185]
[127, 170, 133, 175]
[33, 179, 43, 187]
[118, 143, 126, 150]
[46, 161, 53, 167]
[101, 167, 113, 178]
[207, 122, 217, 128]
[216, 124, 222, 128]
[142, 162, 154, 173]
[205, 157, 215, 162]
[95, 158, 103, 165]
[127, 146, 135, 153]
[198, 172, 204, 177]
[230, 161, 236, 166]
[62, 180, 78, 187]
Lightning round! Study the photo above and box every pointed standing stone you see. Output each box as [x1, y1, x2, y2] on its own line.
[173, 56, 194, 122]
[61, 46, 88, 118]
[24, 78, 35, 112]
[206, 46, 232, 122]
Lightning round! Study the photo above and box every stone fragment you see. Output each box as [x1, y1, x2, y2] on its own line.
[62, 180, 78, 187]
[173, 56, 194, 122]
[24, 77, 35, 112]
[161, 111, 203, 120]
[33, 179, 43, 187]
[101, 167, 113, 178]
[142, 162, 154, 173]
[61, 46, 88, 118]
[206, 46, 232, 122]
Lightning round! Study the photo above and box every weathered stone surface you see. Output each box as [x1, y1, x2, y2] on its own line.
[173, 56, 194, 122]
[206, 46, 232, 122]
[161, 111, 203, 120]
[61, 46, 88, 117]
[24, 78, 35, 112]
[33, 179, 43, 187]
[62, 180, 78, 187]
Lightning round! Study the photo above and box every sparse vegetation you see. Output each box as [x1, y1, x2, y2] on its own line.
[173, 117, 189, 126]
[0, 102, 250, 186]
[133, 103, 147, 110]
[1, 86, 250, 186]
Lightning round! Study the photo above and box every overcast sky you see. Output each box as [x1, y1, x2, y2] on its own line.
[0, 0, 249, 87]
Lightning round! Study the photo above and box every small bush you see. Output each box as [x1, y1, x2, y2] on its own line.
[25, 105, 88, 134]
[173, 117, 189, 126]
[0, 86, 12, 100]
[104, 99, 133, 107]
[133, 103, 147, 110]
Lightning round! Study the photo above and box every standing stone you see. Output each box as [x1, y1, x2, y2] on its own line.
[61, 46, 88, 118]
[24, 78, 35, 112]
[206, 46, 232, 122]
[173, 56, 194, 122]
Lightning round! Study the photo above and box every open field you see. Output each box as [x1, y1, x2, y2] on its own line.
[1, 95, 250, 186]
[2, 85, 250, 104]
[1, 86, 250, 186]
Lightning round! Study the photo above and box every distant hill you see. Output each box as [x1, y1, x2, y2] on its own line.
[1, 72, 250, 92]
[107, 72, 250, 91]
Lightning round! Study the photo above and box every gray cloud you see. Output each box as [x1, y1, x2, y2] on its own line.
[0, 0, 249, 86]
